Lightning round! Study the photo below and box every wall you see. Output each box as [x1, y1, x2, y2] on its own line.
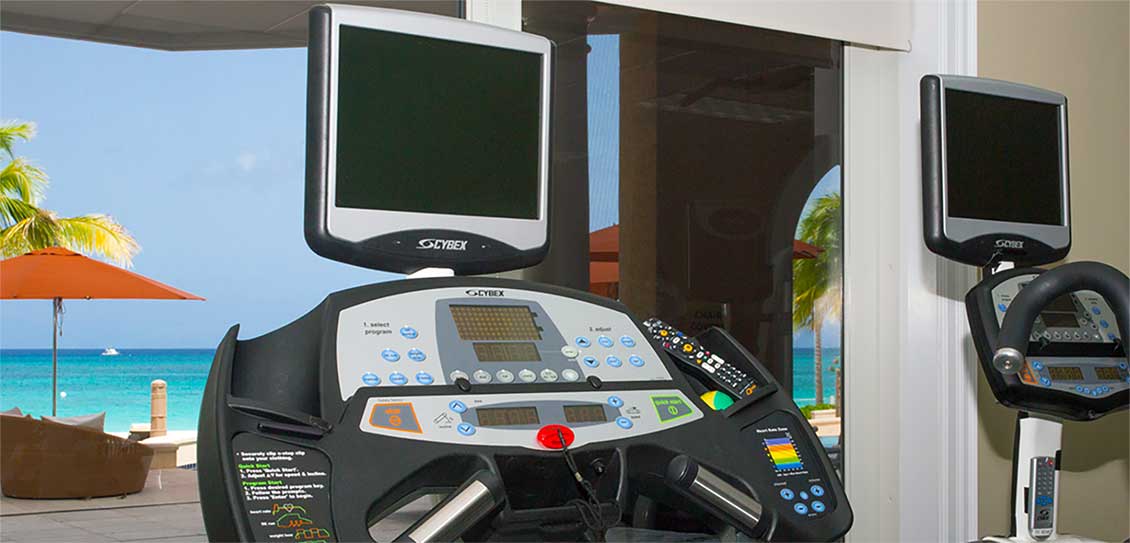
[977, 1, 1130, 540]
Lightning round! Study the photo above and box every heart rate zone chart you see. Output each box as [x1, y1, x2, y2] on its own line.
[764, 435, 804, 472]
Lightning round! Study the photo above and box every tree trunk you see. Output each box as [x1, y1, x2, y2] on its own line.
[813, 318, 824, 405]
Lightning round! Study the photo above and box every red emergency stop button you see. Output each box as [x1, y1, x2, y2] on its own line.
[536, 424, 574, 449]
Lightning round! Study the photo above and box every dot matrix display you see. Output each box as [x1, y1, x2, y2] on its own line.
[450, 305, 542, 341]
[764, 435, 804, 472]
[473, 342, 541, 362]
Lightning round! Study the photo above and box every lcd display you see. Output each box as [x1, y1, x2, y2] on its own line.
[473, 342, 541, 363]
[944, 89, 1063, 225]
[1040, 312, 1079, 328]
[476, 407, 540, 427]
[450, 305, 542, 341]
[764, 435, 804, 472]
[1048, 366, 1084, 381]
[563, 405, 607, 424]
[1095, 367, 1122, 381]
[335, 25, 541, 219]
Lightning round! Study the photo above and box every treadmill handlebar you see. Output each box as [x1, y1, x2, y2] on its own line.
[993, 261, 1130, 373]
[666, 455, 763, 536]
[393, 469, 505, 543]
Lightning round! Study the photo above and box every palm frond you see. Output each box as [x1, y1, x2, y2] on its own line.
[0, 121, 36, 159]
[0, 195, 43, 227]
[0, 209, 62, 258]
[0, 158, 49, 204]
[55, 214, 140, 267]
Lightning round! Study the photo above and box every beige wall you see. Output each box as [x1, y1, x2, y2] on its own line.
[977, 1, 1130, 540]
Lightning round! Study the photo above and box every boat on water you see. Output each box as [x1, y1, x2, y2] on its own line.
[101, 347, 120, 356]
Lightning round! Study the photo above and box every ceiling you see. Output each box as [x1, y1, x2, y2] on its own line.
[0, 1, 460, 51]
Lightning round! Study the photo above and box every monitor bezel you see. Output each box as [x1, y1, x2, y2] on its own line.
[306, 4, 552, 274]
[921, 74, 1071, 267]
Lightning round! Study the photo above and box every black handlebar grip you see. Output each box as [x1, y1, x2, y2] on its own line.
[994, 261, 1129, 373]
[665, 455, 763, 537]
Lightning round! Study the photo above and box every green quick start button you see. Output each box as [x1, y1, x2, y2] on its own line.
[651, 395, 694, 423]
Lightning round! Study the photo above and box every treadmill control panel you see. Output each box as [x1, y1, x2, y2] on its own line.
[336, 287, 673, 400]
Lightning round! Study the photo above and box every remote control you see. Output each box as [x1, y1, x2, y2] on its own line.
[642, 318, 758, 398]
[1028, 456, 1056, 538]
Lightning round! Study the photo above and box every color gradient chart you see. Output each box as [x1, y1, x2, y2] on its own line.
[764, 435, 804, 472]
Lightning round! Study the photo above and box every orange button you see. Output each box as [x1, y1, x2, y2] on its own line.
[536, 424, 574, 449]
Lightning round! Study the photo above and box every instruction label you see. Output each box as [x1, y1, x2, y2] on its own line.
[233, 434, 336, 542]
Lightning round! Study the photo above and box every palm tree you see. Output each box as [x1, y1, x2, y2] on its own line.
[793, 192, 842, 406]
[0, 121, 138, 265]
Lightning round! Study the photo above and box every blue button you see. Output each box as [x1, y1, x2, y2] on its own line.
[998, 303, 1008, 312]
[615, 417, 633, 429]
[415, 372, 433, 385]
[1092, 307, 1102, 315]
[576, 336, 592, 348]
[811, 501, 826, 513]
[675, 331, 684, 337]
[1040, 377, 1051, 387]
[1076, 385, 1085, 393]
[381, 349, 400, 362]
[608, 396, 624, 408]
[629, 355, 645, 367]
[457, 423, 476, 436]
[400, 326, 418, 339]
[1032, 361, 1044, 370]
[1119, 362, 1127, 370]
[1109, 333, 1117, 341]
[810, 485, 825, 497]
[1091, 389, 1101, 397]
[407, 349, 426, 362]
[1100, 320, 1110, 329]
[606, 356, 623, 368]
[389, 372, 407, 385]
[449, 400, 467, 413]
[361, 372, 381, 386]
[598, 336, 614, 348]
[583, 356, 600, 368]
[793, 503, 809, 515]
[779, 488, 795, 500]
[799, 491, 809, 500]
[620, 335, 636, 347]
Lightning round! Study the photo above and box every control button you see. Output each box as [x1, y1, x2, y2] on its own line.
[1109, 333, 1117, 341]
[608, 396, 624, 408]
[361, 372, 381, 386]
[415, 372, 434, 385]
[400, 326, 418, 339]
[811, 501, 826, 513]
[449, 370, 470, 382]
[1081, 387, 1091, 394]
[1100, 320, 1110, 329]
[472, 370, 492, 383]
[598, 335, 614, 348]
[449, 400, 467, 413]
[389, 372, 408, 386]
[651, 395, 694, 423]
[1092, 306, 1102, 315]
[793, 503, 809, 515]
[1091, 389, 1100, 397]
[1119, 362, 1127, 370]
[381, 349, 400, 362]
[540, 369, 559, 382]
[1075, 385, 1085, 393]
[575, 336, 592, 348]
[561, 369, 580, 382]
[606, 356, 623, 368]
[810, 485, 825, 497]
[1032, 361, 1044, 371]
[582, 356, 600, 368]
[455, 377, 472, 392]
[998, 303, 1008, 312]
[369, 402, 421, 433]
[407, 349, 426, 362]
[1052, 332, 1061, 340]
[587, 376, 603, 389]
[629, 355, 645, 367]
[561, 346, 580, 359]
[1039, 377, 1051, 387]
[682, 343, 694, 354]
[615, 416, 633, 429]
[457, 423, 476, 436]
[620, 335, 636, 348]
[536, 424, 574, 449]
[496, 369, 515, 383]
[799, 491, 809, 500]
[519, 369, 537, 383]
[779, 488, 795, 500]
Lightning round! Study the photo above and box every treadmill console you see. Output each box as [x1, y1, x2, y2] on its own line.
[967, 267, 1128, 420]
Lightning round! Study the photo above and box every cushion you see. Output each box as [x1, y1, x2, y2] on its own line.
[0, 406, 22, 417]
[43, 412, 106, 432]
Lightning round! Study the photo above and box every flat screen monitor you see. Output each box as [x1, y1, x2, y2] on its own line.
[921, 75, 1070, 266]
[306, 5, 552, 274]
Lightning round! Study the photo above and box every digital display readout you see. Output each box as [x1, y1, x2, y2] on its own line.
[563, 405, 607, 423]
[1041, 312, 1079, 328]
[450, 305, 542, 341]
[476, 407, 540, 427]
[473, 342, 541, 362]
[1048, 366, 1084, 381]
[1095, 367, 1122, 381]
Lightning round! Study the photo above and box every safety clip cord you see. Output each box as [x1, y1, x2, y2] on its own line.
[557, 429, 618, 542]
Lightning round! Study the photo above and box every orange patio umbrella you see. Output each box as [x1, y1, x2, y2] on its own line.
[0, 247, 204, 415]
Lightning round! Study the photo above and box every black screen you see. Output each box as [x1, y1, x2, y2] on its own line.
[944, 89, 1063, 225]
[335, 26, 542, 219]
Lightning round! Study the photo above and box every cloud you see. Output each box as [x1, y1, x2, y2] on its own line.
[236, 151, 258, 172]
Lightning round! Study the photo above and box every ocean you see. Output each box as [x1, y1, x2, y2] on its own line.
[0, 347, 841, 432]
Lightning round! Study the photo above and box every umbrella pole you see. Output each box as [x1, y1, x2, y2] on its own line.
[52, 297, 60, 417]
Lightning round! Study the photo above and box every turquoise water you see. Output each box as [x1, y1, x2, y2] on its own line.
[1, 347, 840, 432]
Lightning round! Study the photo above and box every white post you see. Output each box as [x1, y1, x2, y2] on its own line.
[150, 379, 168, 437]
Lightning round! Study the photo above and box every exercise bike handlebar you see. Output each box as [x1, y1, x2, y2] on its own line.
[993, 261, 1130, 374]
[393, 469, 505, 543]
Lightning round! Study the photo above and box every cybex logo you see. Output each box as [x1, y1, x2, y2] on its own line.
[417, 238, 468, 251]
[466, 289, 505, 297]
[995, 239, 1024, 249]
